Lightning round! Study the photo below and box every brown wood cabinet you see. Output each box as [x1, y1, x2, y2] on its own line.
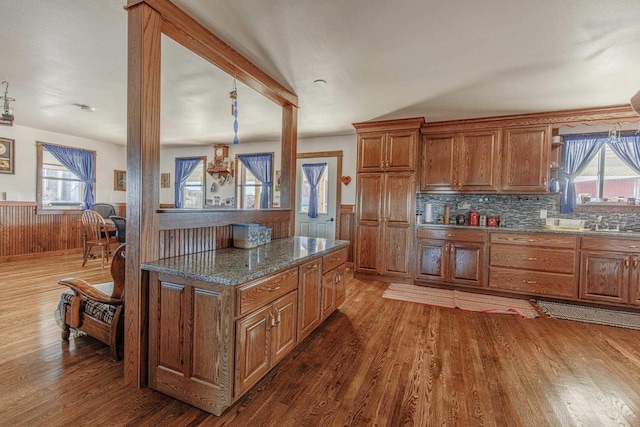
[489, 232, 578, 298]
[500, 126, 551, 193]
[420, 129, 500, 193]
[321, 248, 349, 320]
[415, 227, 486, 287]
[580, 236, 640, 306]
[235, 291, 297, 396]
[297, 259, 323, 342]
[357, 129, 419, 172]
[355, 172, 415, 279]
[148, 273, 234, 415]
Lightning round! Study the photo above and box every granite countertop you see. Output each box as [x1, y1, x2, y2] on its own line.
[416, 223, 640, 238]
[142, 236, 350, 285]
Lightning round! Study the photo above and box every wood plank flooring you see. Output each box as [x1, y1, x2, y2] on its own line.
[1, 253, 640, 426]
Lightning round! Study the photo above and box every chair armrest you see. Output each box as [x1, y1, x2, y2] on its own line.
[58, 278, 124, 305]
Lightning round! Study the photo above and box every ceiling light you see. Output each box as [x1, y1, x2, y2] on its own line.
[79, 104, 95, 112]
[314, 79, 327, 86]
[0, 80, 15, 126]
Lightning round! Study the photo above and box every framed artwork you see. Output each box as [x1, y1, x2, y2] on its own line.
[114, 170, 126, 191]
[0, 137, 15, 174]
[161, 172, 171, 188]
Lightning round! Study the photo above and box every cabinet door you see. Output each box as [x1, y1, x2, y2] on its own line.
[632, 259, 640, 306]
[449, 241, 485, 287]
[580, 251, 629, 304]
[235, 304, 272, 396]
[386, 130, 417, 171]
[297, 260, 322, 341]
[415, 239, 448, 282]
[501, 126, 550, 193]
[383, 173, 415, 276]
[457, 130, 500, 192]
[335, 264, 347, 307]
[321, 270, 336, 320]
[355, 173, 384, 273]
[358, 132, 386, 172]
[420, 134, 456, 191]
[272, 292, 298, 364]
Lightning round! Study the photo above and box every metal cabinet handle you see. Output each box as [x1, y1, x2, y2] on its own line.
[522, 280, 537, 284]
[625, 258, 630, 268]
[308, 264, 319, 270]
[527, 239, 538, 242]
[267, 286, 281, 292]
[634, 258, 638, 269]
[524, 257, 537, 261]
[276, 310, 281, 325]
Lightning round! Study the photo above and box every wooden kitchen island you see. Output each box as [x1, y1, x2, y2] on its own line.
[141, 236, 350, 415]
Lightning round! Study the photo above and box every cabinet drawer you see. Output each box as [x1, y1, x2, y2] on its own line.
[490, 245, 576, 274]
[489, 267, 575, 298]
[582, 236, 640, 253]
[236, 267, 299, 317]
[323, 246, 349, 272]
[490, 232, 577, 249]
[416, 227, 486, 242]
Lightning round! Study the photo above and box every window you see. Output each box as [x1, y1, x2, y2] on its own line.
[178, 158, 205, 209]
[236, 153, 273, 209]
[37, 142, 95, 210]
[576, 144, 640, 202]
[300, 164, 328, 215]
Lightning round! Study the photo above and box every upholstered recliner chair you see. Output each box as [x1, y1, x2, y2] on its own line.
[57, 244, 126, 359]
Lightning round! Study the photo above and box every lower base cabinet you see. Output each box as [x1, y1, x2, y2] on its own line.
[415, 227, 486, 287]
[580, 236, 640, 306]
[147, 243, 349, 416]
[321, 263, 348, 320]
[235, 291, 297, 396]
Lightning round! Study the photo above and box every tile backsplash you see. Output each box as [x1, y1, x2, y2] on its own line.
[416, 194, 640, 231]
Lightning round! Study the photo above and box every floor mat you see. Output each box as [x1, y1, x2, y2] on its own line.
[383, 283, 538, 319]
[535, 299, 640, 330]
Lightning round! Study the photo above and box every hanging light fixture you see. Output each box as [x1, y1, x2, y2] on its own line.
[230, 77, 239, 144]
[0, 80, 15, 126]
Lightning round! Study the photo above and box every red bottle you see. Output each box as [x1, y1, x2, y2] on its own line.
[469, 211, 479, 226]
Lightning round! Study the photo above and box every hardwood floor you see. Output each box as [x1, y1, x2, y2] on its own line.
[2, 253, 640, 426]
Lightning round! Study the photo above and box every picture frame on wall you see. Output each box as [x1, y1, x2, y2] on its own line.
[114, 169, 126, 191]
[161, 172, 170, 188]
[0, 137, 15, 174]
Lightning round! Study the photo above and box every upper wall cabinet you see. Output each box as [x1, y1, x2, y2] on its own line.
[420, 129, 500, 193]
[354, 118, 424, 173]
[357, 130, 419, 172]
[500, 126, 550, 193]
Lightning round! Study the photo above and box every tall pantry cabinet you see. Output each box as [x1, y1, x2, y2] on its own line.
[352, 117, 424, 282]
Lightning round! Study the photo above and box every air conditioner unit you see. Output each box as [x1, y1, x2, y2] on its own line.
[0, 113, 13, 126]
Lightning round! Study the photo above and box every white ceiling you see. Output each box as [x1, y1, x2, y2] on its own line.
[1, 0, 639, 147]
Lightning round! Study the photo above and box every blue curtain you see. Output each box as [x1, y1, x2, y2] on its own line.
[174, 157, 202, 208]
[238, 153, 272, 209]
[43, 144, 95, 209]
[560, 134, 606, 213]
[302, 163, 327, 218]
[607, 133, 640, 174]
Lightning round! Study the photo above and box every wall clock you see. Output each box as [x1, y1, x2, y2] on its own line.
[213, 144, 228, 167]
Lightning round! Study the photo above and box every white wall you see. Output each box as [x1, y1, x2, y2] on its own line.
[0, 124, 126, 202]
[0, 125, 357, 206]
[159, 134, 357, 207]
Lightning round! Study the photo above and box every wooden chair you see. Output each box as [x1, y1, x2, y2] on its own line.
[89, 203, 116, 219]
[58, 244, 126, 360]
[109, 215, 126, 243]
[81, 209, 118, 269]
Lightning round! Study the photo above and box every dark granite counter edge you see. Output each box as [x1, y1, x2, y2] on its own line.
[141, 239, 350, 286]
[417, 223, 640, 238]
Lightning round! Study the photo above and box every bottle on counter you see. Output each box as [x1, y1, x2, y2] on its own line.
[443, 204, 451, 225]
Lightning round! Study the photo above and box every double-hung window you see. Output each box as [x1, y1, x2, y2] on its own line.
[37, 142, 96, 211]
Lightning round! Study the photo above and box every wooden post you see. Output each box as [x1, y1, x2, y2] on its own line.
[281, 104, 298, 232]
[125, 1, 161, 387]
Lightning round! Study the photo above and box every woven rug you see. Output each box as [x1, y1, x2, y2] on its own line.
[535, 300, 640, 330]
[383, 283, 538, 319]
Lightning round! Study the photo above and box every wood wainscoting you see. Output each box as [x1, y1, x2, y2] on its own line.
[338, 204, 355, 262]
[0, 202, 125, 261]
